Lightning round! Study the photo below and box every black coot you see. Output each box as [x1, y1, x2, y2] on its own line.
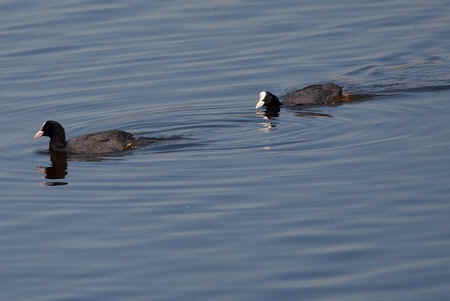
[34, 120, 155, 154]
[256, 83, 352, 109]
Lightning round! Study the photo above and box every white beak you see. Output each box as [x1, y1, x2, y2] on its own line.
[256, 91, 267, 109]
[255, 99, 265, 109]
[33, 130, 44, 139]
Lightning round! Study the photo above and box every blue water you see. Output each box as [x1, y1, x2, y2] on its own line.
[1, 1, 450, 300]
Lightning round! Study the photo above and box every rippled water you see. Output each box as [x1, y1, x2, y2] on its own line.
[2, 1, 450, 300]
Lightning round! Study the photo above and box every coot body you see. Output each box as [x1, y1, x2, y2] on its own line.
[256, 83, 348, 109]
[34, 120, 153, 154]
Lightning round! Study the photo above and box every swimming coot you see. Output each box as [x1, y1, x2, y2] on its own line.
[33, 120, 155, 154]
[256, 83, 352, 109]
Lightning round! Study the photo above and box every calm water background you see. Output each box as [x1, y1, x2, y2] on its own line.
[1, 0, 450, 300]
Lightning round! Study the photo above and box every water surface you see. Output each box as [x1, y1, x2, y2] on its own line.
[1, 1, 450, 300]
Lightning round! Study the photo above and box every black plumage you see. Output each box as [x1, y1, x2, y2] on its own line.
[256, 83, 350, 109]
[34, 120, 154, 154]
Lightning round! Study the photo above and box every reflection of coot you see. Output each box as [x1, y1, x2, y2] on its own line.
[36, 151, 68, 186]
[34, 120, 156, 154]
[256, 83, 352, 109]
[39, 151, 68, 179]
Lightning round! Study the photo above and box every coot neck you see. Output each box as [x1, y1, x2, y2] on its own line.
[48, 125, 67, 152]
[268, 98, 282, 108]
[49, 136, 67, 152]
[270, 94, 282, 107]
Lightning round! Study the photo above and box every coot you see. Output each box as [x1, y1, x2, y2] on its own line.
[33, 120, 155, 154]
[256, 83, 352, 109]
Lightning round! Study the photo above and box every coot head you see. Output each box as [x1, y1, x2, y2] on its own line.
[34, 120, 67, 150]
[256, 91, 282, 109]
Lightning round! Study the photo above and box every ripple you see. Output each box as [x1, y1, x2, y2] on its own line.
[2, 1, 450, 300]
